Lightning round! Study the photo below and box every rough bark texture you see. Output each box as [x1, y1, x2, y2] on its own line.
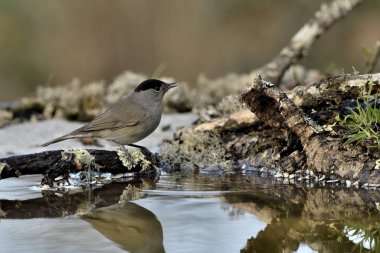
[0, 149, 158, 185]
[240, 75, 380, 184]
[259, 0, 364, 84]
[292, 73, 380, 108]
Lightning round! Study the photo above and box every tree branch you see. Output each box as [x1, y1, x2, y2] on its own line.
[259, 0, 364, 84]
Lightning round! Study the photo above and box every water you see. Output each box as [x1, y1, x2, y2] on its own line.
[0, 174, 379, 253]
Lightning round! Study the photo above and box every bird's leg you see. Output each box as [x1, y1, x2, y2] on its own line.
[127, 144, 158, 165]
[127, 144, 151, 154]
[118, 144, 128, 154]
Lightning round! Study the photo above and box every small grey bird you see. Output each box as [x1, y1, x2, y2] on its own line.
[42, 79, 176, 150]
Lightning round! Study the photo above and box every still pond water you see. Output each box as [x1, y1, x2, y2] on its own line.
[0, 173, 379, 253]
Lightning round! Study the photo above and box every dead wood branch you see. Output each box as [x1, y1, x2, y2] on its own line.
[0, 149, 157, 184]
[240, 75, 379, 184]
[292, 73, 380, 108]
[194, 109, 260, 132]
[259, 0, 364, 84]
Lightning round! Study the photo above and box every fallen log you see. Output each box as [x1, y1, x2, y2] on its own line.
[292, 73, 380, 108]
[0, 148, 158, 185]
[240, 75, 380, 185]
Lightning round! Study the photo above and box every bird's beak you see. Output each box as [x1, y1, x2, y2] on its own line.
[167, 82, 177, 89]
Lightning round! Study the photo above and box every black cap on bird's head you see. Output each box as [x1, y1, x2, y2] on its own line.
[134, 79, 177, 93]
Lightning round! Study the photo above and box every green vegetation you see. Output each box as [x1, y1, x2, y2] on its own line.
[341, 221, 380, 252]
[337, 86, 380, 149]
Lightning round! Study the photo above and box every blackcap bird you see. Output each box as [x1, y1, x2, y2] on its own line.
[42, 79, 177, 150]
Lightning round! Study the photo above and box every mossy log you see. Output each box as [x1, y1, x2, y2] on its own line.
[0, 149, 158, 185]
[240, 75, 380, 184]
[292, 73, 380, 108]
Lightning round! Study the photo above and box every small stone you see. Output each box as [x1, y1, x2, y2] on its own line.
[362, 183, 369, 189]
[260, 167, 268, 173]
[113, 173, 124, 179]
[41, 184, 50, 190]
[318, 175, 325, 181]
[289, 174, 295, 179]
[274, 172, 283, 178]
[326, 179, 339, 183]
[283, 172, 289, 178]
[55, 193, 63, 197]
[297, 176, 304, 181]
[54, 176, 63, 181]
[346, 180, 352, 187]
[304, 175, 310, 180]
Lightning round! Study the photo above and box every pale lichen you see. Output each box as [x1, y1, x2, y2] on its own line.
[62, 148, 99, 170]
[117, 149, 152, 171]
[0, 162, 6, 178]
[375, 159, 380, 170]
[158, 129, 227, 173]
[118, 184, 142, 204]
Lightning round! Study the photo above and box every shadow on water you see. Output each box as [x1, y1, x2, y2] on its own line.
[1, 174, 380, 252]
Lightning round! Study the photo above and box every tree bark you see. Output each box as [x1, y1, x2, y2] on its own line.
[240, 75, 380, 184]
[0, 149, 158, 185]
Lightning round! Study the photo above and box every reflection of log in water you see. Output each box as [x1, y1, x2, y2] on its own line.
[223, 186, 380, 253]
[0, 179, 144, 218]
[82, 202, 165, 253]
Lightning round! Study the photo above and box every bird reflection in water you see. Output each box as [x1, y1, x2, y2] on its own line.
[82, 201, 165, 253]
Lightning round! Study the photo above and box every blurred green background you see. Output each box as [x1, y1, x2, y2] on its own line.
[0, 0, 378, 101]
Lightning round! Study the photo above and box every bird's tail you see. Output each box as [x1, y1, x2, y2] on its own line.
[41, 134, 72, 147]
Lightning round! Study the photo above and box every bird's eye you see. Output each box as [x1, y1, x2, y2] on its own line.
[154, 86, 160, 92]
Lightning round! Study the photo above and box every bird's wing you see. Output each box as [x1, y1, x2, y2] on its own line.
[75, 99, 148, 133]
[80, 117, 140, 132]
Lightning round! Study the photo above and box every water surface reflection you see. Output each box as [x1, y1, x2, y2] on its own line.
[0, 174, 379, 252]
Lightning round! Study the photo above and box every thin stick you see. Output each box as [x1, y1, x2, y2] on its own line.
[259, 0, 364, 85]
